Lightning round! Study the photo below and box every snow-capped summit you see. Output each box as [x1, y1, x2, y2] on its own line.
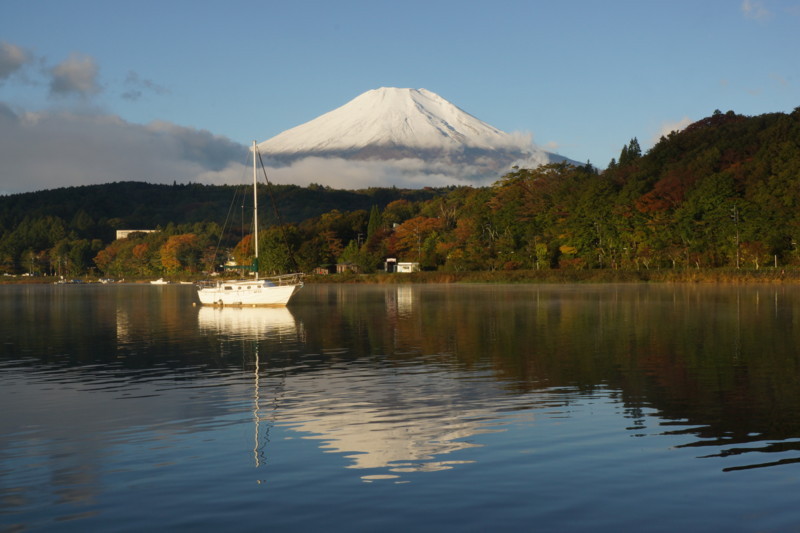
[257, 88, 577, 187]
[259, 87, 529, 155]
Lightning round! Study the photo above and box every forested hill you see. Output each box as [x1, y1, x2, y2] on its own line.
[0, 181, 443, 235]
[2, 107, 800, 277]
[594, 107, 800, 267]
[512, 106, 800, 272]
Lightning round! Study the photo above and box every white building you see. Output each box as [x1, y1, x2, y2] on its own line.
[116, 229, 157, 240]
[396, 262, 420, 273]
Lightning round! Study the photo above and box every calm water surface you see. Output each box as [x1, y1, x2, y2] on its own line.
[2, 282, 800, 532]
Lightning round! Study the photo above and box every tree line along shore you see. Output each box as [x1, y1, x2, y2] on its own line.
[4, 268, 800, 286]
[2, 108, 800, 280]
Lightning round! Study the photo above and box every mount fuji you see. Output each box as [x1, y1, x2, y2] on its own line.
[258, 88, 578, 188]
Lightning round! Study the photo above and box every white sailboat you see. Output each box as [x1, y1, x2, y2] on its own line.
[196, 141, 303, 307]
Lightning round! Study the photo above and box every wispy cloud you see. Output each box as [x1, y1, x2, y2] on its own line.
[770, 73, 789, 87]
[122, 70, 169, 101]
[49, 53, 101, 98]
[0, 41, 33, 82]
[742, 0, 772, 20]
[4, 39, 169, 105]
[652, 117, 693, 145]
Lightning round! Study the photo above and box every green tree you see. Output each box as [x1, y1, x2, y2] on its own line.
[258, 225, 301, 275]
[367, 205, 382, 238]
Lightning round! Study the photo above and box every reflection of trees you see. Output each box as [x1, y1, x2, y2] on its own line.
[3, 284, 221, 373]
[613, 286, 800, 471]
[293, 284, 800, 471]
[6, 282, 800, 474]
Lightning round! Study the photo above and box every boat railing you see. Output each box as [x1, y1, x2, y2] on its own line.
[269, 272, 305, 285]
[195, 272, 304, 289]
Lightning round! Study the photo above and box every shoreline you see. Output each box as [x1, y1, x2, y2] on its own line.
[5, 268, 800, 285]
[306, 268, 800, 284]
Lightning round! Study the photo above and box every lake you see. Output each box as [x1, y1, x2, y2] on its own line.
[2, 282, 800, 532]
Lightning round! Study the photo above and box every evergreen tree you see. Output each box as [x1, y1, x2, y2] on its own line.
[618, 138, 642, 166]
[367, 205, 382, 237]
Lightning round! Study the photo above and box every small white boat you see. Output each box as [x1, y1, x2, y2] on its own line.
[150, 278, 169, 285]
[196, 141, 303, 307]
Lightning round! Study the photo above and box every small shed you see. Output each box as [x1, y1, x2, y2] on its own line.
[336, 262, 361, 274]
[313, 265, 335, 275]
[396, 262, 420, 273]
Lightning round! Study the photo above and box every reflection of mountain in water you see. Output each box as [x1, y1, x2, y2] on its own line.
[274, 365, 528, 478]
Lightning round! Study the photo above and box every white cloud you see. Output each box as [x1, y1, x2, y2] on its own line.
[0, 102, 248, 195]
[510, 151, 553, 170]
[493, 130, 534, 150]
[254, 144, 558, 190]
[742, 0, 771, 20]
[541, 141, 560, 152]
[2, 39, 169, 106]
[0, 41, 32, 81]
[652, 117, 693, 145]
[49, 53, 101, 98]
[260, 156, 496, 190]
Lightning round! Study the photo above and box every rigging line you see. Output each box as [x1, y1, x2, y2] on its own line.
[256, 149, 287, 228]
[210, 151, 252, 270]
[256, 148, 301, 272]
[210, 185, 240, 269]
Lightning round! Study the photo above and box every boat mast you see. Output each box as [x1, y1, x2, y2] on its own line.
[252, 140, 259, 280]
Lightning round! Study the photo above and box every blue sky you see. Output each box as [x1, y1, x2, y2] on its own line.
[1, 0, 798, 193]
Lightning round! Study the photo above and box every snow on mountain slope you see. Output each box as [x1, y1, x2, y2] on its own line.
[256, 87, 579, 188]
[259, 87, 531, 155]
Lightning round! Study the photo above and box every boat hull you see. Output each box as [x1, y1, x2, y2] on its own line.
[196, 279, 302, 307]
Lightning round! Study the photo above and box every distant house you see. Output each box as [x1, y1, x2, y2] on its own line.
[336, 263, 361, 274]
[384, 258, 419, 273]
[313, 265, 336, 275]
[397, 262, 420, 273]
[116, 229, 157, 240]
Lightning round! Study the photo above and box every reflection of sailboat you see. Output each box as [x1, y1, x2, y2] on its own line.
[197, 306, 300, 469]
[197, 306, 299, 338]
[196, 141, 303, 307]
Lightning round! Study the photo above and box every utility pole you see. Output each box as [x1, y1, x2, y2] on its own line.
[732, 204, 740, 269]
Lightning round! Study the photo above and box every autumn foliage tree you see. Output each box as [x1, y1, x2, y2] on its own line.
[160, 234, 200, 273]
